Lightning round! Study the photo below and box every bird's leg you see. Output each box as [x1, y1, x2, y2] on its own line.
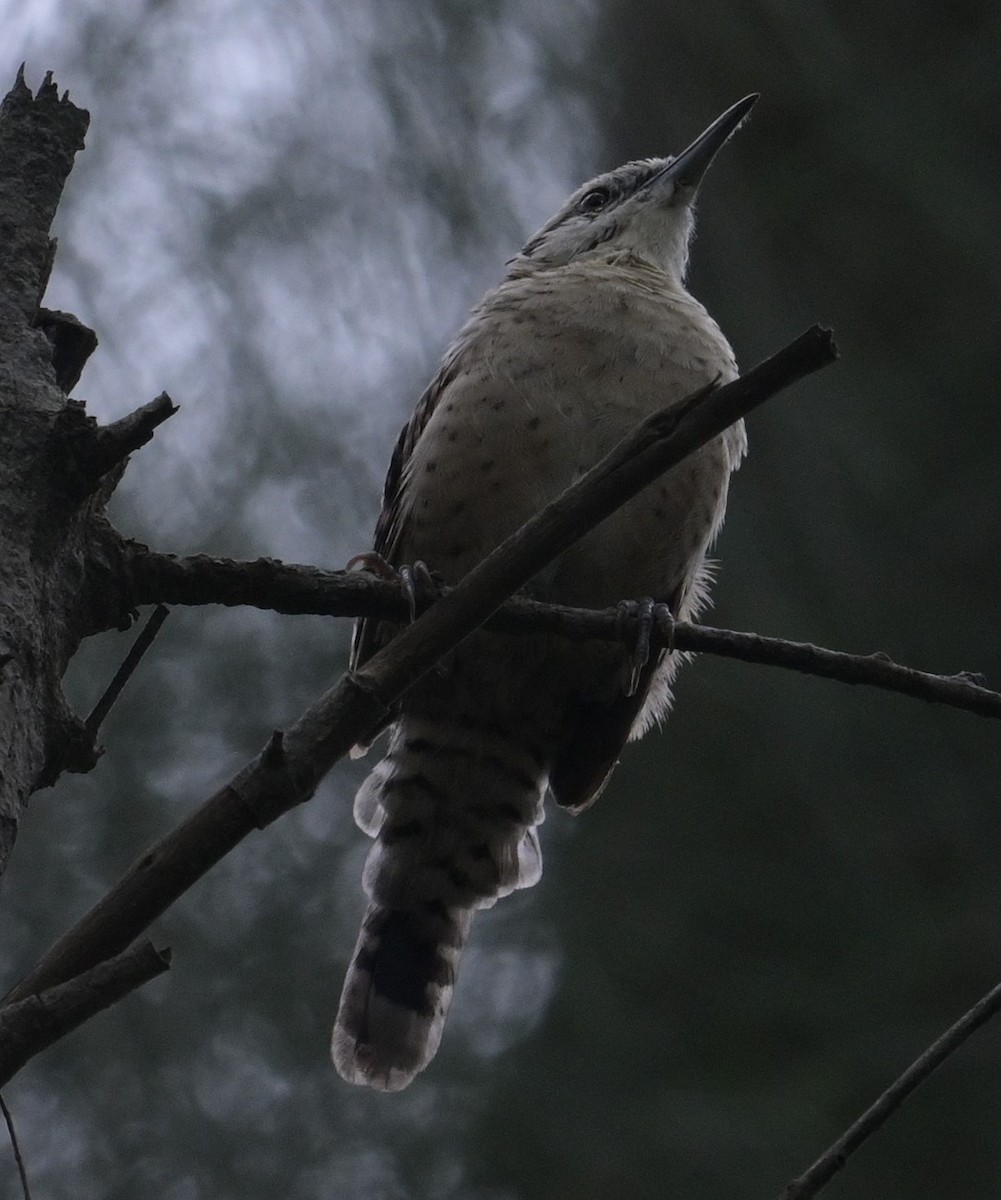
[615, 599, 677, 696]
[346, 552, 438, 622]
[653, 601, 676, 654]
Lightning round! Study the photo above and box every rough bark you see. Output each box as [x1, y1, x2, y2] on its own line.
[0, 69, 101, 874]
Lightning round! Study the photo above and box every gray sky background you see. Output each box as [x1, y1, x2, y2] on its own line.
[2, 2, 1001, 1198]
[3, 3, 605, 1196]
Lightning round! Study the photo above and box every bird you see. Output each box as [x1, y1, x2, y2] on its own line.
[333, 94, 757, 1091]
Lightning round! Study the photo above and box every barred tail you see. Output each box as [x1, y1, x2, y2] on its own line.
[332, 716, 546, 1091]
[332, 901, 472, 1090]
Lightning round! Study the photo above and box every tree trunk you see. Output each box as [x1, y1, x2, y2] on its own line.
[0, 68, 103, 875]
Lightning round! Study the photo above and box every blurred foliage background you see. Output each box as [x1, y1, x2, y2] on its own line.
[2, 1, 1000, 1197]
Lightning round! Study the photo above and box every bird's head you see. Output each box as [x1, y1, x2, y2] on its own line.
[509, 94, 758, 283]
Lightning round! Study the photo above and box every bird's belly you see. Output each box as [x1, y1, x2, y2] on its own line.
[396, 335, 737, 611]
[548, 435, 733, 610]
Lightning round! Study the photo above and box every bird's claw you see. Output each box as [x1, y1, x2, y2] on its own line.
[615, 599, 676, 696]
[346, 551, 397, 580]
[346, 553, 438, 622]
[654, 602, 676, 653]
[399, 561, 436, 622]
[616, 598, 654, 696]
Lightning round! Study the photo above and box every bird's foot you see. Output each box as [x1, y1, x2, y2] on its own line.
[398, 561, 437, 622]
[345, 552, 438, 622]
[615, 598, 675, 696]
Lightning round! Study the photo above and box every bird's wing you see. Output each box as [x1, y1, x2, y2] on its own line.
[548, 658, 660, 813]
[548, 574, 690, 813]
[350, 355, 461, 673]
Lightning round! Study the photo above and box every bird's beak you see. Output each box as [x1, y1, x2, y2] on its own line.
[651, 94, 759, 195]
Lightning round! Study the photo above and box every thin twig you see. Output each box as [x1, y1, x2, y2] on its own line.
[6, 328, 834, 1004]
[0, 1093, 32, 1200]
[122, 556, 1001, 721]
[669, 618, 1000, 719]
[84, 604, 170, 738]
[782, 977, 1001, 1199]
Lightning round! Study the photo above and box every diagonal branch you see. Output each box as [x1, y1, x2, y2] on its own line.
[781, 976, 1001, 1199]
[6, 328, 834, 1006]
[0, 941, 170, 1086]
[83, 392, 178, 479]
[85, 604, 170, 737]
[351, 325, 835, 704]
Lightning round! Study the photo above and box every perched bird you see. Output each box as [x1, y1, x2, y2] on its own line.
[333, 95, 757, 1090]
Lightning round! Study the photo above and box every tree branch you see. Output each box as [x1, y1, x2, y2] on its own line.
[0, 941, 170, 1086]
[6, 327, 833, 1003]
[353, 324, 837, 705]
[84, 392, 178, 477]
[119, 557, 1001, 722]
[665, 617, 999, 719]
[781, 976, 1001, 1199]
[53, 393, 179, 501]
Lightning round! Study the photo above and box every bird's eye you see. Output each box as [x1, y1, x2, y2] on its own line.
[577, 188, 610, 214]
